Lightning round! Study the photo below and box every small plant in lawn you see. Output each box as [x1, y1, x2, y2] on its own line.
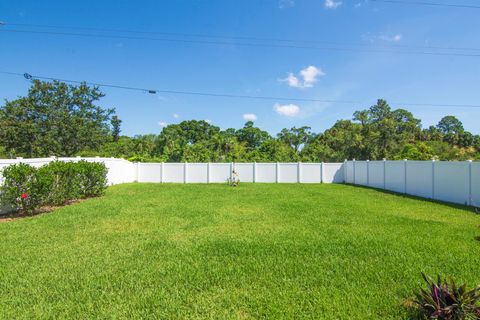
[227, 169, 240, 187]
[0, 163, 47, 214]
[407, 273, 480, 320]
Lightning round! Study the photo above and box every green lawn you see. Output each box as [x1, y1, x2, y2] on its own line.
[0, 184, 479, 319]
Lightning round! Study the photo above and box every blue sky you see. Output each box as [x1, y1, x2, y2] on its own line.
[1, 0, 479, 136]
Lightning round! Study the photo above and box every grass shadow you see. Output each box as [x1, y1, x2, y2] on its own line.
[344, 183, 478, 214]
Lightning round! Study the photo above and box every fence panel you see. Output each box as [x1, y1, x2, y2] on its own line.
[235, 163, 254, 182]
[324, 163, 344, 183]
[301, 163, 322, 183]
[278, 163, 298, 183]
[162, 163, 185, 183]
[354, 161, 368, 186]
[137, 163, 161, 183]
[368, 161, 384, 189]
[406, 161, 433, 199]
[209, 163, 231, 183]
[256, 163, 276, 183]
[472, 162, 480, 207]
[434, 161, 470, 205]
[385, 161, 406, 193]
[187, 163, 208, 183]
[345, 161, 354, 184]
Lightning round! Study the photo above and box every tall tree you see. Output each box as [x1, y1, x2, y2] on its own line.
[235, 121, 271, 151]
[111, 115, 122, 142]
[277, 126, 314, 153]
[0, 80, 115, 157]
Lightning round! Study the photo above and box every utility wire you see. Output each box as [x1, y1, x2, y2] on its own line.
[3, 21, 480, 53]
[1, 71, 480, 108]
[371, 0, 480, 9]
[1, 28, 480, 58]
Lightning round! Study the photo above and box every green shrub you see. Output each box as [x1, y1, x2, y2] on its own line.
[75, 160, 108, 197]
[0, 163, 48, 214]
[38, 161, 82, 206]
[1, 160, 109, 214]
[408, 273, 480, 320]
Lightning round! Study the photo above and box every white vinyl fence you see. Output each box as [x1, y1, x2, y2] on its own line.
[345, 160, 480, 207]
[0, 158, 344, 185]
[135, 162, 344, 184]
[1, 158, 479, 208]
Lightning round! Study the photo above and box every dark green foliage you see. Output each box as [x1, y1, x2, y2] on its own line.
[39, 161, 82, 205]
[75, 160, 108, 197]
[0, 163, 47, 214]
[1, 80, 479, 162]
[0, 161, 108, 213]
[409, 273, 480, 319]
[0, 80, 117, 157]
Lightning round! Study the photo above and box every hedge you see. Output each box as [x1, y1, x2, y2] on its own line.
[0, 160, 108, 214]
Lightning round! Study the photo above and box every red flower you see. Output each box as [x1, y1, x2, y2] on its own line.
[21, 193, 28, 199]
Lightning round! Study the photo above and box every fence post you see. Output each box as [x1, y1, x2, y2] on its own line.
[404, 159, 408, 194]
[160, 162, 164, 183]
[321, 162, 324, 183]
[253, 162, 256, 183]
[366, 160, 370, 186]
[276, 162, 279, 183]
[207, 162, 210, 184]
[468, 160, 472, 206]
[135, 162, 139, 182]
[383, 158, 386, 189]
[184, 162, 187, 184]
[297, 162, 301, 183]
[230, 162, 234, 181]
[431, 160, 436, 199]
[353, 159, 356, 185]
[343, 159, 347, 184]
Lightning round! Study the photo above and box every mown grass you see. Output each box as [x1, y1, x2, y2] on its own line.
[0, 183, 479, 319]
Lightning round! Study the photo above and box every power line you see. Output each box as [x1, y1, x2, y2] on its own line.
[1, 28, 480, 58]
[371, 0, 480, 9]
[1, 70, 480, 108]
[3, 21, 480, 53]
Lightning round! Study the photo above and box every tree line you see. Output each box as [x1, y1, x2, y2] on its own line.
[1, 80, 479, 162]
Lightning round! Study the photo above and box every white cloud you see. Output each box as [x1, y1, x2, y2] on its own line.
[173, 113, 179, 118]
[281, 65, 325, 89]
[325, 0, 342, 9]
[284, 73, 301, 88]
[379, 33, 403, 42]
[243, 113, 258, 121]
[274, 103, 301, 117]
[158, 121, 167, 127]
[300, 65, 325, 87]
[279, 0, 295, 9]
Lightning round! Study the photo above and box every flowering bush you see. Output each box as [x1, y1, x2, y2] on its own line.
[1, 160, 108, 214]
[0, 163, 47, 214]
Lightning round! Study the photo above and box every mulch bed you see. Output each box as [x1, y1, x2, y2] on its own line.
[0, 199, 84, 222]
